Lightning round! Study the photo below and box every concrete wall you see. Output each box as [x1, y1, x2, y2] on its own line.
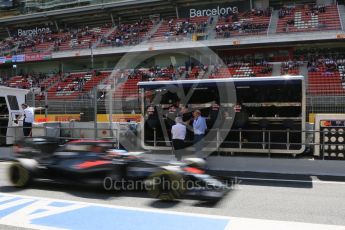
[207, 156, 345, 176]
[17, 61, 59, 74]
[316, 0, 336, 5]
[154, 53, 189, 67]
[254, 0, 269, 9]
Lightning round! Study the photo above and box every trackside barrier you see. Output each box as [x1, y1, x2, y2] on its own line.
[0, 126, 123, 149]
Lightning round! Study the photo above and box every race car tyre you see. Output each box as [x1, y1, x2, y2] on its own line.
[146, 170, 186, 201]
[8, 162, 31, 188]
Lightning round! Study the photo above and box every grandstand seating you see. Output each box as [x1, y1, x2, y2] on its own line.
[2, 64, 274, 100]
[6, 76, 32, 89]
[0, 5, 341, 57]
[281, 65, 301, 75]
[113, 77, 141, 99]
[56, 26, 111, 51]
[5, 59, 345, 100]
[307, 63, 345, 95]
[276, 5, 341, 33]
[216, 11, 271, 38]
[0, 21, 153, 56]
[308, 72, 345, 95]
[102, 20, 154, 47]
[5, 73, 60, 90]
[210, 65, 273, 78]
[151, 17, 209, 42]
[47, 71, 109, 99]
[39, 74, 62, 89]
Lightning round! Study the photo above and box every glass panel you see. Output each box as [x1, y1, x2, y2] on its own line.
[7, 95, 19, 110]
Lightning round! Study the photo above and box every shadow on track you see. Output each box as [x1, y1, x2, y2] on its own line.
[209, 171, 314, 189]
[149, 200, 181, 209]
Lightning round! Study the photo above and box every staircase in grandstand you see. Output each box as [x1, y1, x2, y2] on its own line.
[277, 5, 341, 33]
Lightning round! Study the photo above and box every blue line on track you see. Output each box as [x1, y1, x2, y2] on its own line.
[0, 194, 230, 230]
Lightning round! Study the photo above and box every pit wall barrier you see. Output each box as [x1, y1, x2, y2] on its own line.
[35, 114, 142, 122]
[32, 122, 137, 140]
[32, 113, 328, 125]
[207, 156, 345, 176]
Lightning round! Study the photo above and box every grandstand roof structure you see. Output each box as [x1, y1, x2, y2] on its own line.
[0, 0, 241, 25]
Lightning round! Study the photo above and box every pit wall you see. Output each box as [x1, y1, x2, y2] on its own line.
[35, 114, 141, 122]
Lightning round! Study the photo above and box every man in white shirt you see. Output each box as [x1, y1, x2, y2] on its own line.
[171, 117, 186, 161]
[20, 104, 43, 137]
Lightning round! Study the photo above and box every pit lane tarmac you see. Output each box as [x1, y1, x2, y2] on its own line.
[1, 162, 345, 230]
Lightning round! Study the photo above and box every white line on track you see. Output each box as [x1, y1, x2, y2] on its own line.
[237, 177, 345, 185]
[224, 217, 345, 230]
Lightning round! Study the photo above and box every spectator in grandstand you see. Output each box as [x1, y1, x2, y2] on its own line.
[281, 60, 302, 75]
[216, 21, 268, 37]
[163, 17, 209, 40]
[171, 116, 186, 161]
[250, 8, 271, 17]
[310, 4, 326, 14]
[259, 65, 273, 75]
[278, 6, 295, 18]
[193, 110, 207, 158]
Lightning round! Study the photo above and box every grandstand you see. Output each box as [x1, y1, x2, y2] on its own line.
[0, 0, 345, 119]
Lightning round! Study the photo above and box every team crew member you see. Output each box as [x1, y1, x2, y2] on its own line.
[20, 104, 43, 137]
[234, 102, 242, 113]
[193, 110, 207, 158]
[171, 117, 186, 161]
[209, 102, 223, 128]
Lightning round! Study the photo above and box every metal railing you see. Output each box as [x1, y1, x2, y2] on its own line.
[145, 128, 345, 160]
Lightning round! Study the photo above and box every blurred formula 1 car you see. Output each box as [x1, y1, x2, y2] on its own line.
[9, 138, 228, 201]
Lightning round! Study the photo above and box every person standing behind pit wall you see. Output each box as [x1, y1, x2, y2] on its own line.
[171, 117, 186, 161]
[145, 105, 159, 143]
[209, 102, 224, 129]
[193, 110, 207, 158]
[19, 104, 44, 137]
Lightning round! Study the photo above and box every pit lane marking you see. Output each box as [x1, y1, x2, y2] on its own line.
[0, 192, 228, 220]
[0, 193, 344, 230]
[0, 193, 230, 230]
[224, 217, 345, 230]
[237, 177, 345, 185]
